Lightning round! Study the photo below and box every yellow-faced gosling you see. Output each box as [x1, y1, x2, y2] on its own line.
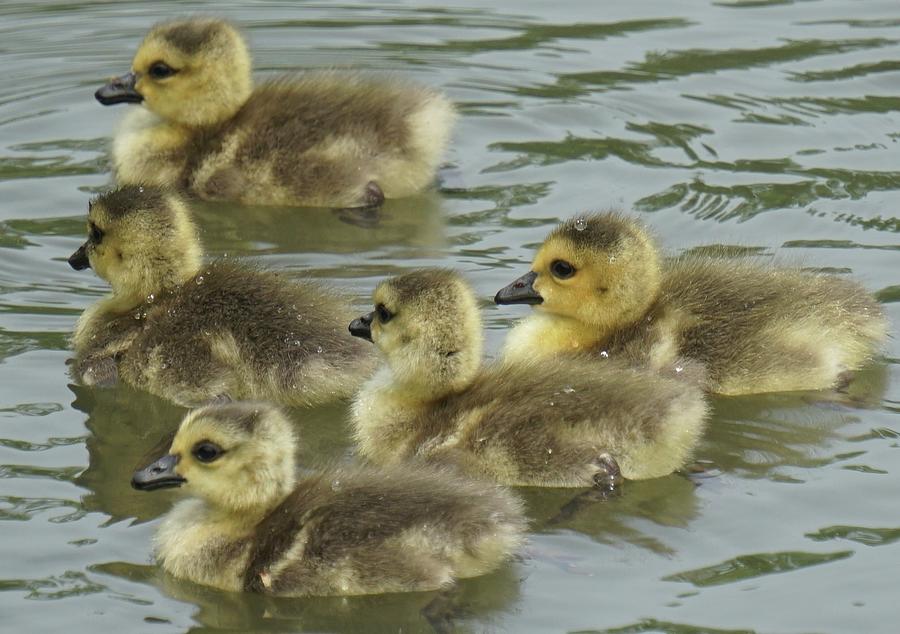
[349, 269, 708, 486]
[495, 212, 887, 395]
[132, 402, 526, 595]
[68, 185, 375, 406]
[96, 17, 455, 208]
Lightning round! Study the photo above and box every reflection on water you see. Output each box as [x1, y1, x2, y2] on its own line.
[664, 549, 854, 588]
[93, 559, 522, 633]
[192, 192, 447, 257]
[72, 384, 186, 523]
[701, 363, 890, 474]
[73, 382, 357, 523]
[524, 475, 701, 556]
[1, 1, 898, 633]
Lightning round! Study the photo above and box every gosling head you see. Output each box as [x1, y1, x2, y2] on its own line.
[68, 185, 202, 304]
[96, 18, 252, 127]
[495, 213, 661, 333]
[132, 402, 297, 514]
[349, 269, 483, 397]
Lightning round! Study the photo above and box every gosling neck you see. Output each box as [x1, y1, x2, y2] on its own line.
[160, 77, 253, 129]
[110, 249, 203, 313]
[384, 346, 483, 405]
[209, 474, 296, 526]
[531, 310, 609, 353]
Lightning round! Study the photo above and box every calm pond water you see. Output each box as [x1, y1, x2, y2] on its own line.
[1, 1, 898, 632]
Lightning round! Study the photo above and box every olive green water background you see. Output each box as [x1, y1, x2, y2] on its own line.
[1, 1, 898, 632]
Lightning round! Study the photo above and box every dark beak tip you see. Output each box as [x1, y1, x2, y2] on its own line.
[67, 246, 90, 271]
[95, 72, 143, 106]
[348, 315, 374, 343]
[495, 271, 543, 305]
[348, 321, 373, 343]
[131, 454, 184, 491]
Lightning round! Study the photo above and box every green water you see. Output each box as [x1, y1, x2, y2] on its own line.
[1, 1, 898, 632]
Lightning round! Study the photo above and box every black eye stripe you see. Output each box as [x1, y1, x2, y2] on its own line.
[550, 259, 576, 279]
[89, 224, 104, 244]
[148, 61, 177, 79]
[375, 303, 393, 323]
[192, 441, 224, 463]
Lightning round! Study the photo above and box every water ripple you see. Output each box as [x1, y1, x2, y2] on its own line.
[0, 495, 83, 522]
[574, 620, 756, 634]
[0, 571, 105, 600]
[664, 550, 854, 587]
[806, 525, 900, 547]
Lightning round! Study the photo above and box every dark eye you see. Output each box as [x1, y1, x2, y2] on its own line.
[192, 441, 223, 463]
[89, 224, 104, 244]
[148, 62, 176, 79]
[550, 259, 576, 279]
[375, 303, 393, 323]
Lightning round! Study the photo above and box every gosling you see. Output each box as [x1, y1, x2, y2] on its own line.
[132, 402, 525, 595]
[96, 17, 455, 208]
[68, 185, 375, 407]
[495, 212, 888, 395]
[349, 269, 708, 486]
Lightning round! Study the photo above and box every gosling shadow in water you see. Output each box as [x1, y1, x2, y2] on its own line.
[521, 369, 889, 553]
[698, 371, 889, 483]
[521, 474, 701, 556]
[71, 382, 185, 523]
[91, 559, 523, 633]
[71, 382, 354, 523]
[190, 191, 447, 257]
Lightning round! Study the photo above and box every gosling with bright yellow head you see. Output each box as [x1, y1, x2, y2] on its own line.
[349, 269, 708, 486]
[68, 185, 375, 407]
[96, 18, 455, 208]
[495, 212, 887, 395]
[132, 402, 525, 595]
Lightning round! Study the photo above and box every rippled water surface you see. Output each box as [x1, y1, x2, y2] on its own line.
[1, 1, 898, 632]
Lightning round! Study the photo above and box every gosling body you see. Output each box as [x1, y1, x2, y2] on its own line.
[133, 403, 525, 595]
[350, 269, 708, 485]
[496, 213, 887, 395]
[69, 185, 374, 406]
[98, 18, 455, 208]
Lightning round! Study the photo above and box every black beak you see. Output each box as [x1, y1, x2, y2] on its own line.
[131, 454, 185, 491]
[68, 244, 90, 271]
[95, 72, 143, 105]
[349, 312, 374, 342]
[494, 271, 543, 305]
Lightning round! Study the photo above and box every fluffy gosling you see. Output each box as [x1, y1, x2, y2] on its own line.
[495, 212, 888, 395]
[69, 185, 374, 406]
[349, 269, 708, 486]
[132, 402, 525, 595]
[96, 17, 455, 208]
